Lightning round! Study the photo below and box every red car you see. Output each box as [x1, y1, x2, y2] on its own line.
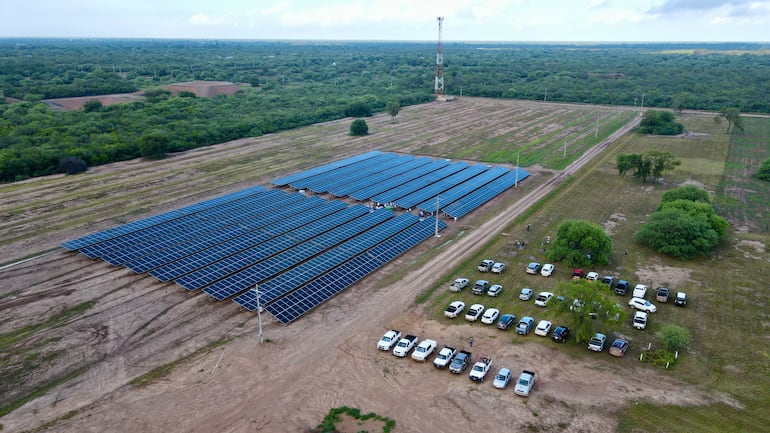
[609, 338, 629, 357]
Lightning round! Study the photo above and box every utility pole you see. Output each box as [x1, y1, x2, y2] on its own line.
[434, 17, 445, 99]
[563, 139, 567, 159]
[640, 93, 645, 111]
[515, 153, 520, 188]
[595, 113, 599, 138]
[544, 88, 548, 102]
[434, 194, 441, 238]
[253, 284, 264, 344]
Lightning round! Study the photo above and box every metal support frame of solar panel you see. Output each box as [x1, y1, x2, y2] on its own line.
[201, 209, 395, 300]
[369, 161, 469, 206]
[244, 213, 420, 305]
[393, 164, 488, 210]
[415, 165, 510, 213]
[442, 168, 530, 219]
[101, 191, 289, 266]
[264, 217, 447, 323]
[348, 159, 452, 202]
[171, 197, 359, 290]
[152, 202, 369, 282]
[303, 153, 411, 194]
[78, 188, 280, 260]
[271, 150, 382, 187]
[294, 152, 401, 193]
[127, 198, 349, 274]
[328, 156, 433, 198]
[61, 185, 266, 251]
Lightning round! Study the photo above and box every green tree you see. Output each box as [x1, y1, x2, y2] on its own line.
[58, 156, 88, 175]
[638, 110, 684, 135]
[616, 154, 635, 177]
[344, 101, 372, 117]
[555, 279, 626, 343]
[659, 199, 728, 236]
[660, 185, 711, 205]
[715, 107, 744, 133]
[646, 150, 681, 184]
[547, 219, 613, 267]
[656, 324, 692, 352]
[349, 118, 369, 136]
[82, 100, 103, 112]
[671, 92, 692, 114]
[634, 208, 719, 259]
[386, 101, 400, 124]
[138, 131, 170, 159]
[757, 158, 770, 182]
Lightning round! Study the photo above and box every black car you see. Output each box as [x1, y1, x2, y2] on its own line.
[601, 275, 615, 289]
[614, 279, 629, 295]
[551, 325, 570, 343]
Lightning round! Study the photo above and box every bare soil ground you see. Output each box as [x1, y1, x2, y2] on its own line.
[0, 98, 731, 433]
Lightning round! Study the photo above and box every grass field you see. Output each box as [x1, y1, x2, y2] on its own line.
[428, 112, 770, 432]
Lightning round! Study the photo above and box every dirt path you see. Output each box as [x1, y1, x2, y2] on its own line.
[1, 101, 730, 433]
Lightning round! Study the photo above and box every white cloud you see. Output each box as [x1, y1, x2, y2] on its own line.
[589, 8, 649, 25]
[190, 13, 222, 26]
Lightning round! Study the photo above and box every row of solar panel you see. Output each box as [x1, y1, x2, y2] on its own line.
[271, 150, 383, 187]
[259, 217, 447, 323]
[441, 168, 530, 219]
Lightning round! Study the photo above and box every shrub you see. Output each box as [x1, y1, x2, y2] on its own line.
[350, 119, 369, 136]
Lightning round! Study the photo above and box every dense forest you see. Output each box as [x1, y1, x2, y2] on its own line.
[2, 39, 769, 182]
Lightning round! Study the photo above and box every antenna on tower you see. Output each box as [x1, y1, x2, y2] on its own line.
[434, 17, 445, 101]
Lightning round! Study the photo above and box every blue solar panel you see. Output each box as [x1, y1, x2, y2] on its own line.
[260, 217, 447, 322]
[394, 164, 487, 209]
[442, 168, 529, 219]
[328, 156, 432, 198]
[370, 162, 469, 205]
[271, 151, 382, 187]
[414, 165, 509, 212]
[200, 209, 395, 300]
[294, 152, 400, 193]
[348, 159, 451, 201]
[60, 185, 266, 250]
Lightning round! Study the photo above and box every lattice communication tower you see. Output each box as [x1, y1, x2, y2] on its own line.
[434, 17, 445, 99]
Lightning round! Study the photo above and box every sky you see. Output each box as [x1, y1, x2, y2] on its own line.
[1, 0, 769, 42]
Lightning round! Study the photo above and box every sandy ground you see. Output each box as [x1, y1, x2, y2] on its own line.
[0, 99, 734, 433]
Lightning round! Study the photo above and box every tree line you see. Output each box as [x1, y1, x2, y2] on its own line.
[2, 39, 770, 182]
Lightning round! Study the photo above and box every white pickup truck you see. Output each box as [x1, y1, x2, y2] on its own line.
[514, 370, 536, 396]
[469, 356, 492, 382]
[377, 330, 401, 351]
[433, 346, 456, 368]
[392, 335, 418, 357]
[411, 339, 437, 361]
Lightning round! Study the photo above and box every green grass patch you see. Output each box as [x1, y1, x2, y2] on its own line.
[316, 406, 396, 433]
[128, 337, 233, 388]
[0, 302, 95, 351]
[0, 366, 87, 419]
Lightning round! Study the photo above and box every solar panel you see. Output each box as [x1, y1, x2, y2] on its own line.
[348, 158, 451, 201]
[328, 156, 432, 198]
[370, 162, 469, 205]
[271, 150, 382, 187]
[442, 168, 529, 219]
[394, 164, 487, 209]
[294, 152, 400, 193]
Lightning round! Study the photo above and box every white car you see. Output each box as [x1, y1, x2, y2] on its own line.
[534, 320, 552, 336]
[514, 370, 536, 397]
[540, 263, 555, 277]
[633, 284, 648, 298]
[629, 297, 657, 313]
[534, 291, 554, 307]
[465, 304, 485, 321]
[519, 288, 534, 301]
[449, 278, 470, 292]
[586, 271, 599, 281]
[493, 368, 512, 389]
[377, 330, 401, 351]
[587, 333, 607, 352]
[632, 311, 648, 329]
[444, 301, 465, 318]
[481, 308, 500, 324]
[411, 339, 437, 361]
[487, 284, 503, 297]
[491, 262, 506, 274]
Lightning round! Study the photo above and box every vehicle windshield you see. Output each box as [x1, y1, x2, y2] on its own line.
[518, 378, 529, 385]
[496, 374, 506, 381]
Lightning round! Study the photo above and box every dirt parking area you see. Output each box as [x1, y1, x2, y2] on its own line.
[0, 98, 729, 433]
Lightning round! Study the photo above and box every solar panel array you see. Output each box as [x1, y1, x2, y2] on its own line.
[61, 151, 527, 324]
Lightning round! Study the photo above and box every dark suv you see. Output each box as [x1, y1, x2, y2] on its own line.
[601, 275, 615, 289]
[472, 280, 490, 295]
[614, 280, 629, 295]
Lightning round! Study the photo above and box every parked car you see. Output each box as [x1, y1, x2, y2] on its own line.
[465, 304, 485, 321]
[444, 301, 465, 319]
[674, 291, 687, 307]
[478, 259, 495, 272]
[587, 333, 607, 352]
[491, 262, 506, 274]
[551, 325, 570, 342]
[519, 287, 534, 301]
[433, 346, 457, 368]
[449, 278, 470, 292]
[497, 314, 516, 330]
[534, 320, 552, 336]
[481, 308, 500, 325]
[601, 275, 615, 288]
[493, 368, 512, 389]
[516, 316, 535, 335]
[609, 338, 630, 357]
[472, 280, 490, 295]
[632, 284, 648, 298]
[540, 263, 555, 277]
[586, 271, 599, 281]
[534, 291, 554, 307]
[526, 262, 542, 274]
[629, 297, 657, 313]
[377, 330, 401, 351]
[393, 335, 418, 357]
[449, 350, 472, 373]
[632, 311, 648, 330]
[411, 339, 437, 361]
[469, 356, 492, 382]
[514, 370, 537, 396]
[571, 269, 585, 279]
[615, 279, 630, 296]
[487, 284, 503, 297]
[656, 287, 670, 303]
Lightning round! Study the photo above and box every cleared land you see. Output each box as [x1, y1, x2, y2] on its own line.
[0, 98, 768, 433]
